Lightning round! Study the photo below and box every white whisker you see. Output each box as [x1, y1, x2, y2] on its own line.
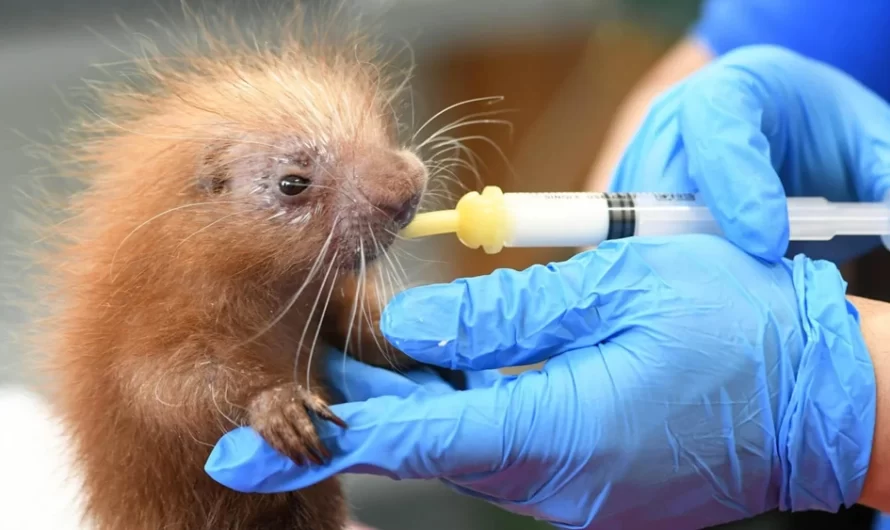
[296, 249, 339, 386]
[411, 95, 505, 142]
[418, 117, 515, 150]
[227, 214, 340, 354]
[175, 211, 244, 250]
[110, 200, 238, 280]
[305, 265, 339, 392]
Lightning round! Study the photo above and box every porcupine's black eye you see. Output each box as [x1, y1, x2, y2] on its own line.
[278, 175, 310, 196]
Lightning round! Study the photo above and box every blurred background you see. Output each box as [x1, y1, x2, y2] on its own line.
[0, 1, 886, 529]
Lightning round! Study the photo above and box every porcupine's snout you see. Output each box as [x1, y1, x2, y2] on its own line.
[357, 148, 425, 226]
[383, 190, 422, 229]
[338, 148, 426, 265]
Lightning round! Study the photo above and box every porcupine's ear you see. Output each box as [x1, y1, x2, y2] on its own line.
[196, 139, 231, 195]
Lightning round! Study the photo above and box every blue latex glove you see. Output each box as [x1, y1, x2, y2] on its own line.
[206, 234, 875, 529]
[609, 44, 890, 264]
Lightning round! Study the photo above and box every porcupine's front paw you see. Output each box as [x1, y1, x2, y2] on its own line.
[247, 383, 347, 465]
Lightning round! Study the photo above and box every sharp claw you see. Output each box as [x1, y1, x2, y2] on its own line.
[306, 446, 325, 465]
[315, 441, 332, 461]
[265, 433, 287, 458]
[328, 414, 347, 429]
[303, 432, 329, 462]
[250, 384, 347, 468]
[315, 407, 348, 429]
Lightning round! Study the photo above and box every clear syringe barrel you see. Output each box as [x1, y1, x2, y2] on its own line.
[500, 192, 890, 248]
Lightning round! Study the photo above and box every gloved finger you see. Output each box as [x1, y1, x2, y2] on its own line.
[786, 237, 880, 265]
[413, 366, 507, 393]
[205, 426, 299, 493]
[834, 79, 890, 205]
[324, 350, 503, 403]
[324, 350, 453, 402]
[677, 56, 790, 262]
[205, 384, 512, 493]
[465, 368, 506, 389]
[381, 244, 647, 371]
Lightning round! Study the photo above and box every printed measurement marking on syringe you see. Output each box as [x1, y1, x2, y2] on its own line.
[650, 193, 697, 201]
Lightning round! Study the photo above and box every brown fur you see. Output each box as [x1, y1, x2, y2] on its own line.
[21, 3, 438, 529]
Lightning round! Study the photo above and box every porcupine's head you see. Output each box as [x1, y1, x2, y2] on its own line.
[56, 6, 428, 294]
[185, 44, 427, 274]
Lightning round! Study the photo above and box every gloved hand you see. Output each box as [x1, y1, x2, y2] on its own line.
[205, 235, 875, 530]
[609, 44, 890, 264]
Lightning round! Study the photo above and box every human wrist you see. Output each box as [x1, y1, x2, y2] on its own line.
[780, 256, 876, 512]
[850, 294, 890, 512]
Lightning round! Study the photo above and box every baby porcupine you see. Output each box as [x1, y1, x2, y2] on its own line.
[23, 4, 452, 529]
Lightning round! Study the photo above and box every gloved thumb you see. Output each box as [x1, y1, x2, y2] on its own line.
[205, 382, 514, 493]
[677, 57, 790, 262]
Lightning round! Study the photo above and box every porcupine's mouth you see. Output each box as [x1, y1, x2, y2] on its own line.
[348, 220, 402, 269]
[348, 198, 419, 269]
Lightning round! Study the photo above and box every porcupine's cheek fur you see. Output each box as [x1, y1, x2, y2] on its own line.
[197, 137, 343, 268]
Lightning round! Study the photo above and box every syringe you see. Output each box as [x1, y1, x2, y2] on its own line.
[400, 186, 890, 254]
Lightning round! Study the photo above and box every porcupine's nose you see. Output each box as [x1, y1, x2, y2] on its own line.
[352, 149, 426, 228]
[387, 192, 421, 229]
